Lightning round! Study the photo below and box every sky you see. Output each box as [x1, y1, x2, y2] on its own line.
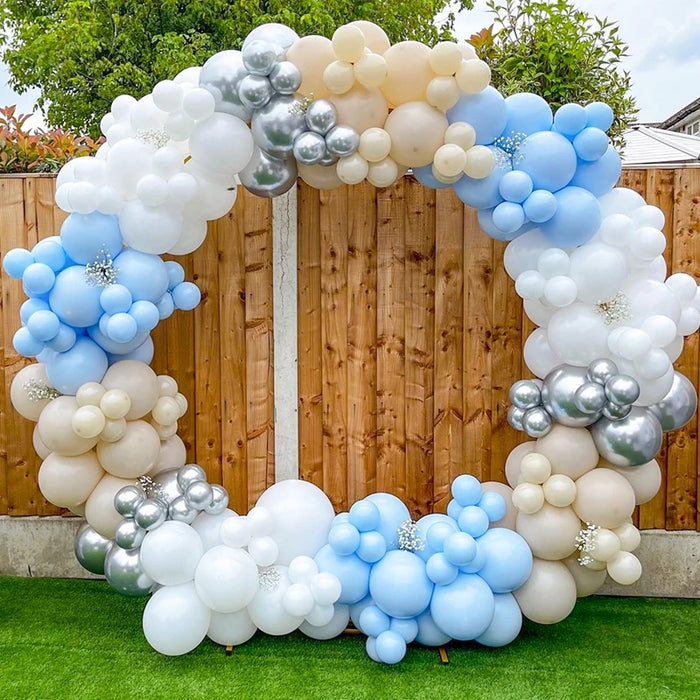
[1, 0, 699, 130]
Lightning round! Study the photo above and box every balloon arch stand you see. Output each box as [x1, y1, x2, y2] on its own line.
[3, 21, 698, 665]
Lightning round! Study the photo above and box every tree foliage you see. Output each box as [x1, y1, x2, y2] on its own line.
[1, 0, 473, 136]
[470, 0, 637, 145]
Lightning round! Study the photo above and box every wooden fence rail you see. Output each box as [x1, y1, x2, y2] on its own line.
[0, 171, 698, 529]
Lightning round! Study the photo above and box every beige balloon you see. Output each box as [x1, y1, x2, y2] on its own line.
[323, 60, 355, 95]
[331, 85, 388, 134]
[606, 459, 662, 505]
[429, 42, 463, 76]
[519, 452, 552, 484]
[72, 404, 106, 439]
[151, 418, 178, 440]
[33, 424, 51, 459]
[152, 396, 181, 426]
[589, 528, 621, 563]
[37, 395, 99, 456]
[38, 451, 104, 507]
[606, 551, 642, 585]
[433, 143, 466, 178]
[76, 381, 105, 407]
[298, 163, 343, 190]
[431, 165, 461, 185]
[515, 503, 581, 560]
[175, 392, 188, 417]
[455, 59, 492, 94]
[542, 474, 576, 507]
[367, 157, 400, 188]
[613, 521, 641, 552]
[69, 503, 86, 517]
[100, 389, 131, 420]
[563, 556, 607, 597]
[100, 417, 127, 443]
[536, 425, 598, 480]
[359, 127, 392, 163]
[463, 146, 496, 179]
[148, 434, 187, 476]
[332, 25, 366, 63]
[445, 121, 476, 150]
[426, 76, 460, 112]
[354, 53, 388, 88]
[512, 482, 544, 514]
[513, 558, 577, 624]
[573, 468, 636, 529]
[286, 35, 336, 100]
[157, 375, 179, 397]
[101, 360, 159, 420]
[380, 41, 435, 107]
[482, 481, 518, 530]
[85, 474, 135, 539]
[347, 21, 390, 55]
[10, 363, 56, 421]
[384, 102, 447, 168]
[457, 42, 478, 60]
[97, 419, 161, 478]
[505, 441, 535, 487]
[337, 153, 369, 185]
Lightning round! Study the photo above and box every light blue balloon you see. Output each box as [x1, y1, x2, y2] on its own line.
[106, 312, 138, 343]
[446, 86, 508, 145]
[411, 164, 454, 190]
[443, 532, 477, 567]
[475, 592, 522, 647]
[451, 474, 483, 507]
[32, 239, 66, 272]
[60, 212, 122, 265]
[107, 335, 154, 365]
[460, 542, 486, 574]
[585, 101, 614, 131]
[114, 249, 169, 302]
[315, 545, 371, 605]
[493, 201, 525, 234]
[349, 595, 374, 629]
[502, 93, 553, 140]
[477, 208, 529, 242]
[172, 282, 201, 311]
[573, 126, 609, 162]
[414, 514, 457, 562]
[365, 493, 410, 550]
[375, 630, 407, 665]
[477, 528, 533, 593]
[365, 636, 381, 663]
[88, 325, 149, 355]
[100, 284, 132, 314]
[358, 605, 390, 637]
[328, 522, 361, 555]
[349, 499, 381, 532]
[479, 491, 507, 522]
[156, 292, 175, 320]
[369, 550, 433, 619]
[458, 506, 489, 537]
[390, 617, 418, 644]
[334, 512, 351, 526]
[553, 103, 587, 137]
[2, 248, 34, 278]
[515, 131, 577, 192]
[523, 189, 558, 223]
[46, 324, 77, 353]
[165, 260, 186, 289]
[570, 145, 621, 198]
[415, 609, 451, 647]
[27, 310, 60, 342]
[446, 498, 463, 521]
[540, 186, 602, 246]
[20, 298, 50, 324]
[22, 262, 56, 296]
[128, 300, 160, 333]
[499, 170, 533, 203]
[426, 521, 456, 553]
[426, 553, 458, 586]
[49, 266, 103, 327]
[453, 147, 511, 210]
[45, 337, 109, 394]
[430, 572, 495, 640]
[356, 531, 386, 563]
[13, 327, 45, 357]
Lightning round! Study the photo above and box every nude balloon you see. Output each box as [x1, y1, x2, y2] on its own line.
[286, 36, 336, 100]
[97, 420, 161, 478]
[101, 360, 159, 420]
[38, 451, 104, 507]
[513, 558, 577, 624]
[37, 396, 99, 456]
[380, 41, 435, 107]
[384, 102, 447, 168]
[330, 85, 388, 135]
[85, 474, 136, 539]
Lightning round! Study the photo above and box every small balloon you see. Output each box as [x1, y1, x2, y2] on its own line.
[325, 125, 360, 157]
[239, 148, 298, 198]
[104, 544, 156, 596]
[521, 407, 552, 438]
[509, 380, 542, 410]
[293, 131, 327, 165]
[648, 371, 698, 432]
[114, 485, 147, 518]
[74, 523, 112, 575]
[591, 407, 664, 467]
[238, 74, 274, 110]
[306, 100, 337, 135]
[114, 519, 147, 549]
[134, 498, 168, 530]
[269, 61, 302, 95]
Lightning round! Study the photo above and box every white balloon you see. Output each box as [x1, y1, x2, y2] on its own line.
[300, 604, 349, 640]
[152, 80, 184, 113]
[207, 608, 258, 646]
[130, 94, 167, 132]
[504, 229, 562, 279]
[569, 243, 627, 304]
[189, 113, 254, 175]
[191, 509, 239, 551]
[194, 545, 259, 613]
[523, 328, 560, 379]
[119, 201, 183, 255]
[537, 248, 570, 278]
[140, 521, 204, 585]
[547, 304, 609, 365]
[247, 565, 304, 635]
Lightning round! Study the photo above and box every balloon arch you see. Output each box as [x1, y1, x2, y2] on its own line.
[3, 21, 698, 664]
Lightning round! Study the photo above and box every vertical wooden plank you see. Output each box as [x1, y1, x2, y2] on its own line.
[320, 187, 348, 511]
[297, 183, 324, 490]
[463, 206, 493, 484]
[433, 188, 464, 511]
[35, 177, 62, 239]
[244, 193, 274, 508]
[376, 180, 406, 499]
[404, 181, 435, 518]
[346, 182, 377, 504]
[219, 198, 248, 514]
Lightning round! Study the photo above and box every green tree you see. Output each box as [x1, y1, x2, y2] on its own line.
[1, 1, 473, 136]
[470, 0, 637, 145]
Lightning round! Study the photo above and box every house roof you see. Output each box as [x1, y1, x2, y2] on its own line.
[621, 125, 700, 167]
[658, 96, 700, 129]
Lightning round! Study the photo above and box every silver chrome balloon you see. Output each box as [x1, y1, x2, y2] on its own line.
[251, 95, 307, 158]
[134, 498, 168, 530]
[586, 358, 619, 385]
[242, 23, 299, 53]
[104, 544, 156, 597]
[269, 61, 302, 95]
[574, 382, 607, 414]
[114, 519, 147, 550]
[590, 406, 663, 467]
[199, 50, 252, 122]
[325, 125, 360, 157]
[293, 131, 327, 165]
[185, 481, 214, 510]
[319, 151, 339, 166]
[238, 74, 274, 111]
[239, 147, 298, 197]
[522, 406, 553, 438]
[114, 485, 147, 518]
[177, 464, 208, 491]
[602, 401, 632, 421]
[169, 495, 198, 524]
[648, 371, 698, 432]
[507, 405, 525, 431]
[509, 379, 542, 410]
[541, 365, 599, 427]
[205, 484, 230, 515]
[305, 100, 337, 135]
[151, 469, 184, 505]
[74, 523, 112, 575]
[605, 374, 640, 406]
[242, 39, 280, 76]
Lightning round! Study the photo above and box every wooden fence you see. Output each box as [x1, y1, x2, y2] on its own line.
[0, 170, 698, 529]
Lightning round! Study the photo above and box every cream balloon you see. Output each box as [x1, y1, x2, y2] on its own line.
[99, 389, 131, 420]
[354, 53, 388, 88]
[381, 41, 435, 107]
[38, 396, 99, 457]
[429, 42, 463, 75]
[384, 102, 447, 168]
[100, 418, 127, 443]
[519, 452, 552, 484]
[332, 25, 366, 63]
[330, 85, 388, 134]
[563, 556, 607, 597]
[101, 360, 159, 420]
[347, 21, 390, 55]
[573, 468, 636, 529]
[152, 396, 181, 426]
[286, 36, 336, 100]
[433, 144, 466, 178]
[513, 558, 577, 624]
[536, 425, 598, 480]
[426, 76, 460, 112]
[515, 503, 580, 560]
[445, 121, 476, 150]
[97, 420, 161, 478]
[455, 59, 492, 93]
[298, 163, 343, 190]
[85, 474, 135, 539]
[33, 425, 51, 459]
[157, 375, 178, 397]
[148, 435, 187, 476]
[337, 154, 369, 185]
[152, 418, 178, 440]
[76, 381, 105, 407]
[358, 127, 391, 163]
[482, 481, 517, 530]
[10, 363, 56, 421]
[367, 157, 400, 188]
[512, 482, 544, 514]
[607, 551, 642, 585]
[505, 441, 535, 487]
[614, 522, 641, 552]
[71, 405, 106, 439]
[606, 459, 662, 505]
[38, 451, 104, 507]
[463, 145, 495, 178]
[323, 61, 355, 95]
[542, 474, 577, 507]
[589, 528, 621, 563]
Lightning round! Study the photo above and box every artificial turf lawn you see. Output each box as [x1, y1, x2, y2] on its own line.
[0, 577, 698, 700]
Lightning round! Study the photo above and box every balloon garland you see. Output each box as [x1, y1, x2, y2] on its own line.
[3, 20, 699, 665]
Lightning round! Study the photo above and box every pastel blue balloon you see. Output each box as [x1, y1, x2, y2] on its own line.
[106, 312, 138, 343]
[502, 93, 553, 140]
[129, 300, 160, 333]
[477, 208, 528, 242]
[114, 249, 169, 302]
[375, 630, 406, 665]
[430, 572, 495, 640]
[553, 103, 587, 137]
[443, 532, 477, 567]
[49, 266, 103, 327]
[107, 335, 154, 365]
[60, 212, 122, 265]
[349, 595, 374, 629]
[414, 514, 458, 562]
[499, 170, 533, 203]
[46, 323, 77, 353]
[479, 491, 507, 522]
[523, 189, 558, 223]
[426, 521, 456, 553]
[315, 545, 371, 605]
[369, 550, 433, 619]
[22, 262, 56, 296]
[453, 147, 511, 209]
[156, 292, 175, 320]
[100, 284, 132, 314]
[446, 498, 463, 521]
[357, 531, 386, 563]
[328, 522, 361, 555]
[358, 605, 391, 637]
[27, 309, 61, 342]
[573, 126, 609, 162]
[451, 474, 483, 507]
[390, 617, 418, 643]
[365, 636, 381, 663]
[172, 282, 201, 311]
[2, 248, 34, 278]
[540, 186, 602, 246]
[570, 145, 621, 197]
[349, 499, 381, 532]
[516, 131, 577, 192]
[475, 592, 522, 647]
[585, 101, 614, 131]
[334, 512, 351, 526]
[447, 86, 508, 145]
[411, 164, 454, 190]
[13, 327, 45, 357]
[477, 528, 533, 593]
[493, 201, 525, 235]
[165, 260, 186, 289]
[32, 239, 66, 272]
[20, 298, 50, 324]
[460, 542, 486, 574]
[45, 337, 109, 395]
[365, 493, 410, 550]
[88, 325, 149, 355]
[426, 553, 458, 586]
[458, 505, 489, 537]
[98, 312, 111, 337]
[415, 609, 451, 647]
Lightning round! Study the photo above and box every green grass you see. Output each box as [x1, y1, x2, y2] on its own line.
[0, 577, 698, 699]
